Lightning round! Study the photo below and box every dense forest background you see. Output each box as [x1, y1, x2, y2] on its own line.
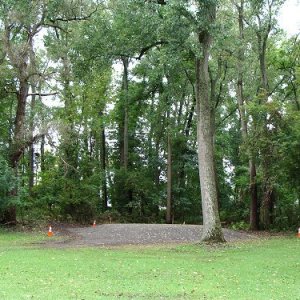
[0, 0, 299, 233]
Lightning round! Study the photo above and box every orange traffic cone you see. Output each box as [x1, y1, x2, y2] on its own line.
[92, 220, 96, 227]
[47, 226, 53, 237]
[297, 228, 300, 238]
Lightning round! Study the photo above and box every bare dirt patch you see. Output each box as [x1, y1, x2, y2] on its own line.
[44, 223, 257, 248]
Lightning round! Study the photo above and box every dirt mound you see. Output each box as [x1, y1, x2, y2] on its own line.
[45, 223, 256, 248]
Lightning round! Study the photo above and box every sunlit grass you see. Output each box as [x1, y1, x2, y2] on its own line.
[0, 230, 299, 299]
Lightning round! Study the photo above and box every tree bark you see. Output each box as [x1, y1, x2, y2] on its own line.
[196, 24, 225, 242]
[5, 78, 29, 225]
[260, 183, 274, 229]
[10, 80, 29, 168]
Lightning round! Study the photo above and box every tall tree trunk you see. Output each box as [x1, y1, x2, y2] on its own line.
[236, 0, 247, 140]
[61, 54, 78, 183]
[100, 126, 108, 211]
[2, 9, 42, 225]
[258, 38, 269, 94]
[5, 79, 29, 225]
[28, 84, 36, 193]
[236, 1, 259, 230]
[115, 57, 131, 213]
[185, 96, 196, 138]
[256, 25, 273, 229]
[121, 57, 129, 171]
[166, 129, 172, 224]
[209, 58, 226, 210]
[40, 134, 45, 173]
[10, 81, 29, 168]
[249, 158, 259, 230]
[28, 33, 38, 193]
[261, 182, 274, 229]
[196, 17, 225, 242]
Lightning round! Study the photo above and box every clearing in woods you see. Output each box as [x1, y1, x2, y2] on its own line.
[45, 223, 257, 247]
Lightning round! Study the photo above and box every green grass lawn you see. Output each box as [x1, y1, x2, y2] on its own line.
[0, 229, 299, 300]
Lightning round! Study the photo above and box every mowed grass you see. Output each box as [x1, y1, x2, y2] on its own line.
[0, 229, 299, 300]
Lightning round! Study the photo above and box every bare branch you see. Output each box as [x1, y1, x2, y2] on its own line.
[145, 0, 167, 5]
[216, 105, 239, 128]
[27, 92, 58, 97]
[43, 21, 67, 33]
[49, 8, 97, 23]
[268, 75, 287, 97]
[215, 61, 228, 109]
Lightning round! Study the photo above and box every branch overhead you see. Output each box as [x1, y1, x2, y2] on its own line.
[49, 8, 97, 23]
[145, 0, 167, 5]
[138, 40, 168, 59]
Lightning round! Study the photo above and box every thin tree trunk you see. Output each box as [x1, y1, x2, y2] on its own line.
[261, 183, 274, 229]
[237, 1, 247, 140]
[61, 53, 79, 184]
[121, 57, 129, 171]
[185, 96, 196, 137]
[249, 158, 259, 230]
[40, 134, 45, 173]
[100, 126, 108, 211]
[256, 22, 273, 229]
[258, 39, 269, 94]
[28, 84, 36, 192]
[236, 1, 259, 230]
[154, 113, 165, 186]
[28, 33, 37, 192]
[166, 129, 172, 224]
[290, 82, 300, 111]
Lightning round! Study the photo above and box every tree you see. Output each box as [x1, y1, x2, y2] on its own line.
[244, 0, 284, 229]
[232, 0, 260, 230]
[0, 1, 49, 223]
